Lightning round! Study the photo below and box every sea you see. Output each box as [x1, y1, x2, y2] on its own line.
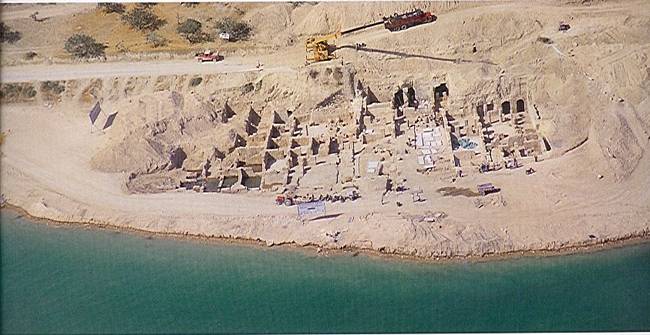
[1, 209, 649, 333]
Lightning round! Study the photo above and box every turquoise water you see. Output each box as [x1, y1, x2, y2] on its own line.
[1, 209, 649, 333]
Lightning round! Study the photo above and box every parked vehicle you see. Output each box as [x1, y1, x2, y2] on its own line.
[195, 50, 223, 62]
[383, 9, 436, 32]
[275, 194, 296, 206]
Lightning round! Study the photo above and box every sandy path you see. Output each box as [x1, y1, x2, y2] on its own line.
[0, 59, 294, 83]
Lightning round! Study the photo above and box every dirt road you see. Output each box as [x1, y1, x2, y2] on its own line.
[0, 59, 293, 83]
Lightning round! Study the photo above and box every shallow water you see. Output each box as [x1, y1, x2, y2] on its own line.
[1, 209, 648, 333]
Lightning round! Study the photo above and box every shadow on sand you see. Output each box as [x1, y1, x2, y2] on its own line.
[337, 45, 497, 65]
[309, 213, 343, 222]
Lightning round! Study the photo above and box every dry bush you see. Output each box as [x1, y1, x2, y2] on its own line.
[64, 34, 107, 59]
[41, 81, 66, 95]
[0, 23, 21, 44]
[146, 32, 168, 48]
[122, 7, 166, 31]
[178, 19, 212, 44]
[177, 18, 202, 35]
[214, 17, 252, 41]
[97, 3, 125, 14]
[0, 83, 38, 102]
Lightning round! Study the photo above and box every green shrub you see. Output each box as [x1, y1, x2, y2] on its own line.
[97, 3, 125, 14]
[0, 23, 21, 44]
[177, 19, 212, 44]
[214, 17, 252, 41]
[0, 83, 37, 102]
[41, 81, 66, 95]
[146, 32, 168, 48]
[185, 32, 213, 44]
[177, 18, 202, 35]
[64, 34, 107, 59]
[121, 7, 166, 31]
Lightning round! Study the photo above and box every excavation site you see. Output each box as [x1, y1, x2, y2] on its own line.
[1, 1, 649, 259]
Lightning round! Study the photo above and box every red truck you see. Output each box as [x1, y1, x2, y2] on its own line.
[383, 9, 436, 32]
[195, 50, 223, 62]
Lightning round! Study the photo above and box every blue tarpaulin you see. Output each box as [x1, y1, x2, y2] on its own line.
[458, 138, 478, 150]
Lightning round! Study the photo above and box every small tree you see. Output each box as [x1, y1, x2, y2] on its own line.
[214, 17, 252, 41]
[177, 18, 211, 43]
[146, 32, 168, 48]
[0, 23, 21, 44]
[41, 81, 66, 95]
[121, 7, 166, 31]
[64, 34, 107, 59]
[97, 3, 125, 14]
[184, 32, 212, 44]
[177, 18, 202, 35]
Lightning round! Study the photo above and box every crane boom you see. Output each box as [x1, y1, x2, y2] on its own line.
[305, 9, 435, 64]
[341, 20, 384, 35]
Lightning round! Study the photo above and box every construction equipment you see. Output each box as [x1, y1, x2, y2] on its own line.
[383, 9, 436, 32]
[305, 29, 343, 64]
[305, 9, 436, 64]
[305, 19, 385, 64]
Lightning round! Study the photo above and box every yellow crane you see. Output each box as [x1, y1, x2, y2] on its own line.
[305, 29, 342, 64]
[305, 20, 385, 64]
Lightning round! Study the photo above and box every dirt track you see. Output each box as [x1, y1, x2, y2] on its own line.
[0, 59, 294, 83]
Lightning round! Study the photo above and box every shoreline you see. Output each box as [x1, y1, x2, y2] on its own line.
[1, 0, 650, 271]
[3, 203, 649, 265]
